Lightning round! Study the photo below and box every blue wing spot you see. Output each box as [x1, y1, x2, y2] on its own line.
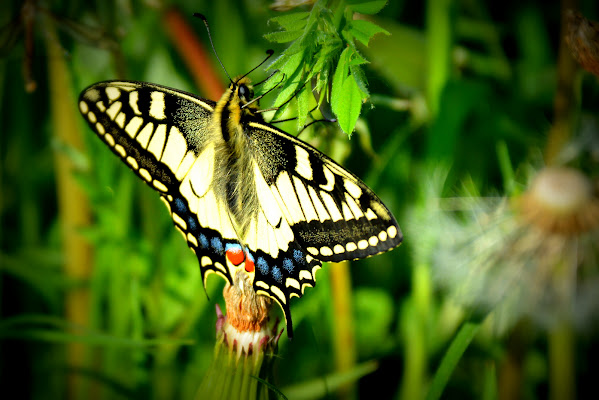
[256, 257, 269, 275]
[187, 216, 198, 232]
[173, 197, 187, 214]
[198, 233, 209, 249]
[271, 266, 283, 283]
[293, 249, 306, 265]
[283, 258, 294, 272]
[211, 237, 224, 254]
[225, 243, 242, 252]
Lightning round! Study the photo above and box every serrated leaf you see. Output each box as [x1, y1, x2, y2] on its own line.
[333, 74, 362, 135]
[349, 19, 390, 46]
[268, 47, 305, 73]
[269, 12, 309, 31]
[297, 85, 312, 128]
[350, 64, 369, 97]
[264, 29, 304, 44]
[331, 47, 362, 134]
[346, 0, 387, 15]
[331, 47, 351, 115]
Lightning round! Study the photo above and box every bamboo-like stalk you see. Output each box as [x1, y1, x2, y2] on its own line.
[42, 13, 93, 400]
[330, 260, 357, 400]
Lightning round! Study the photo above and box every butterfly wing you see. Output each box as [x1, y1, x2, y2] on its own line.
[79, 81, 238, 286]
[243, 120, 402, 335]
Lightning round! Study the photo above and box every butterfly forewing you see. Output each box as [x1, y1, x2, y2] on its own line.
[79, 82, 237, 285]
[246, 121, 402, 261]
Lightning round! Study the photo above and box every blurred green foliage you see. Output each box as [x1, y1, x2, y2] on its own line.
[1, 0, 599, 399]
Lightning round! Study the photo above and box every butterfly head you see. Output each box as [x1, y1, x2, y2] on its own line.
[231, 77, 257, 109]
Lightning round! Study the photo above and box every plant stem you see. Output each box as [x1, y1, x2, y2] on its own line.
[43, 11, 93, 399]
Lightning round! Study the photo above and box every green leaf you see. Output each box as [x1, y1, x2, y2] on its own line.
[269, 12, 309, 31]
[346, 0, 388, 15]
[264, 29, 304, 44]
[297, 85, 312, 129]
[425, 321, 482, 400]
[331, 47, 351, 115]
[350, 64, 369, 96]
[332, 48, 363, 135]
[349, 19, 390, 46]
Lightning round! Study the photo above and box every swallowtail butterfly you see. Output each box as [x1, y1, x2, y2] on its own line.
[79, 17, 402, 338]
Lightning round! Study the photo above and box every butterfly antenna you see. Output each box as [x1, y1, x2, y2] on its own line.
[193, 13, 232, 83]
[242, 71, 285, 110]
[237, 49, 275, 82]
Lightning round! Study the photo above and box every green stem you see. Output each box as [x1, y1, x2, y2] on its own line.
[426, 0, 453, 116]
[425, 321, 481, 400]
[549, 322, 575, 400]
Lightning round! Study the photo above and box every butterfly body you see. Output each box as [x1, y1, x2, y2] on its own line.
[79, 76, 402, 337]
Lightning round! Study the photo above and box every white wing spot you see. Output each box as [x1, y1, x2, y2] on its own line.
[387, 225, 398, 239]
[286, 278, 300, 290]
[95, 122, 106, 135]
[320, 166, 336, 191]
[308, 186, 329, 222]
[105, 101, 122, 121]
[125, 116, 143, 138]
[295, 146, 313, 180]
[293, 176, 318, 222]
[105, 86, 121, 101]
[96, 101, 106, 112]
[344, 179, 362, 198]
[79, 101, 89, 114]
[333, 244, 345, 254]
[161, 126, 188, 173]
[136, 123, 154, 148]
[126, 156, 139, 170]
[256, 281, 269, 290]
[149, 91, 166, 120]
[378, 230, 388, 241]
[201, 256, 213, 267]
[307, 247, 319, 256]
[129, 91, 141, 115]
[148, 124, 167, 160]
[114, 112, 126, 128]
[346, 242, 357, 252]
[299, 270, 312, 281]
[172, 212, 187, 230]
[139, 168, 152, 182]
[321, 192, 343, 222]
[320, 246, 333, 257]
[214, 262, 226, 273]
[365, 208, 377, 220]
[275, 171, 304, 224]
[153, 180, 168, 192]
[341, 202, 354, 220]
[368, 236, 379, 246]
[270, 286, 287, 304]
[114, 144, 126, 158]
[187, 233, 198, 247]
[358, 240, 368, 250]
[104, 133, 115, 146]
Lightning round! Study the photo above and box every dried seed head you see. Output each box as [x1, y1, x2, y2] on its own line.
[517, 167, 599, 234]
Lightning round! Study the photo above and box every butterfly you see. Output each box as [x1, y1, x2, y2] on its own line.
[78, 17, 402, 338]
